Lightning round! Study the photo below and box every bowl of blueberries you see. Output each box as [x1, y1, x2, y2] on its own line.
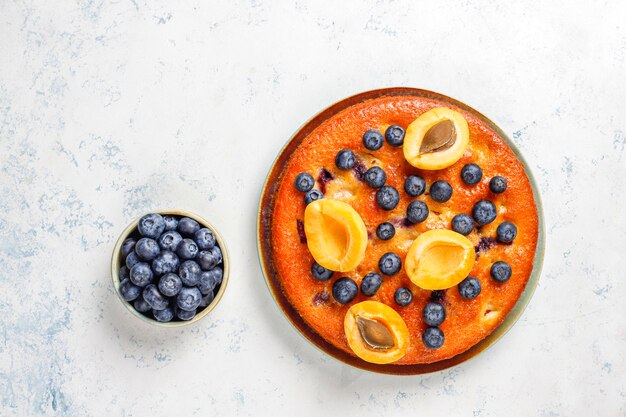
[111, 210, 229, 326]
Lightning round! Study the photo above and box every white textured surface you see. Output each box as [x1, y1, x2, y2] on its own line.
[1, 1, 625, 416]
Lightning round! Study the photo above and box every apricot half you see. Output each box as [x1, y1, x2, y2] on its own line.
[344, 301, 409, 364]
[403, 107, 470, 170]
[405, 229, 475, 290]
[304, 199, 367, 272]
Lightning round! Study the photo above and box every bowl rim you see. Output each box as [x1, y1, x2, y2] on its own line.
[111, 209, 230, 328]
[256, 87, 546, 375]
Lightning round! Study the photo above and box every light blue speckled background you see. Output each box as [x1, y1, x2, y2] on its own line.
[1, 1, 625, 416]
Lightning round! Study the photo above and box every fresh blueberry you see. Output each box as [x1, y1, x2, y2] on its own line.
[194, 228, 216, 250]
[385, 125, 405, 147]
[472, 200, 497, 225]
[151, 250, 180, 276]
[458, 276, 481, 299]
[379, 252, 401, 276]
[430, 180, 453, 203]
[332, 278, 358, 304]
[179, 260, 201, 286]
[422, 327, 444, 349]
[422, 302, 446, 326]
[121, 238, 137, 258]
[491, 261, 512, 283]
[119, 278, 141, 301]
[294, 172, 315, 192]
[198, 269, 221, 294]
[404, 175, 426, 197]
[199, 291, 215, 308]
[376, 222, 395, 240]
[119, 266, 130, 281]
[153, 307, 174, 323]
[125, 251, 140, 269]
[177, 286, 203, 311]
[394, 287, 413, 306]
[406, 200, 429, 224]
[135, 237, 160, 261]
[209, 266, 223, 286]
[176, 306, 196, 321]
[376, 185, 400, 210]
[490, 176, 507, 194]
[364, 167, 387, 189]
[335, 149, 356, 170]
[451, 213, 474, 235]
[197, 246, 222, 270]
[177, 217, 200, 237]
[142, 284, 169, 310]
[461, 163, 483, 185]
[138, 213, 165, 239]
[496, 222, 517, 243]
[363, 129, 384, 150]
[304, 189, 323, 205]
[360, 272, 382, 296]
[163, 215, 179, 231]
[176, 238, 199, 260]
[133, 297, 152, 313]
[158, 273, 182, 297]
[130, 262, 154, 287]
[158, 230, 183, 252]
[311, 261, 333, 281]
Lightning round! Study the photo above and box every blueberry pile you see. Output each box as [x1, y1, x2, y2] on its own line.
[117, 213, 224, 323]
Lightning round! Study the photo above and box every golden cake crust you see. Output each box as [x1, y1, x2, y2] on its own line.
[269, 95, 538, 364]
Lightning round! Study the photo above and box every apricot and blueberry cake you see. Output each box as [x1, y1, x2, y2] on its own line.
[266, 93, 539, 366]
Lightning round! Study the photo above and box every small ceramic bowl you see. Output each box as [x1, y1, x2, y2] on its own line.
[111, 209, 229, 327]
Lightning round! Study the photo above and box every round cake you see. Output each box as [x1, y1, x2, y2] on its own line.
[263, 91, 539, 367]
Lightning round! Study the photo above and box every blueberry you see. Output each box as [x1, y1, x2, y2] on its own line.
[130, 262, 154, 287]
[496, 222, 517, 243]
[422, 302, 446, 326]
[422, 327, 444, 349]
[197, 246, 222, 270]
[119, 266, 130, 281]
[364, 167, 387, 189]
[125, 251, 140, 269]
[294, 172, 315, 192]
[311, 261, 333, 281]
[451, 213, 474, 235]
[394, 287, 413, 306]
[133, 297, 152, 313]
[406, 200, 429, 224]
[491, 261, 512, 283]
[199, 291, 215, 308]
[430, 180, 453, 203]
[194, 228, 216, 250]
[176, 306, 196, 321]
[198, 269, 221, 294]
[458, 276, 481, 299]
[335, 149, 356, 170]
[151, 250, 180, 276]
[177, 217, 200, 237]
[135, 237, 160, 261]
[376, 222, 396, 240]
[158, 273, 182, 297]
[176, 238, 199, 260]
[385, 125, 405, 147]
[177, 286, 203, 311]
[138, 213, 165, 239]
[461, 163, 483, 185]
[158, 230, 183, 252]
[363, 129, 384, 150]
[304, 189, 323, 205]
[472, 200, 497, 225]
[142, 284, 168, 310]
[179, 260, 201, 286]
[332, 278, 358, 304]
[119, 278, 141, 301]
[379, 252, 401, 276]
[209, 266, 223, 286]
[163, 215, 179, 231]
[490, 176, 507, 193]
[404, 175, 426, 197]
[153, 307, 174, 323]
[121, 238, 137, 258]
[376, 185, 400, 210]
[360, 272, 382, 296]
